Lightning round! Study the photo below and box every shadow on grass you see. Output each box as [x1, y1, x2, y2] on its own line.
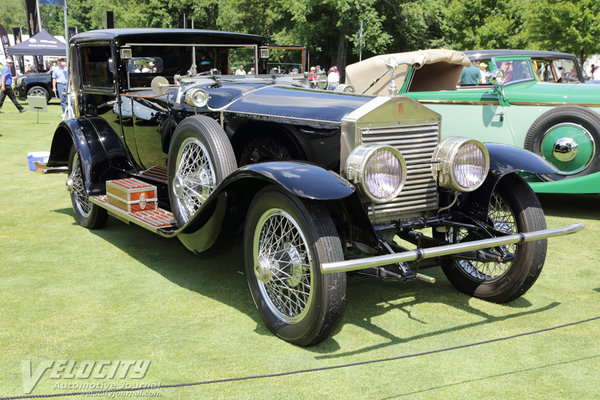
[537, 193, 600, 220]
[313, 274, 560, 358]
[53, 207, 563, 355]
[52, 207, 271, 338]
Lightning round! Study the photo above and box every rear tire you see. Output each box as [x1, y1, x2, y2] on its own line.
[244, 187, 346, 346]
[67, 146, 107, 229]
[441, 174, 547, 303]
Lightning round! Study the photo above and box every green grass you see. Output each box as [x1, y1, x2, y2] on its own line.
[1, 102, 599, 399]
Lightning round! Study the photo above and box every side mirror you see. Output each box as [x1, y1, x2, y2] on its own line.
[492, 69, 505, 86]
[150, 76, 170, 96]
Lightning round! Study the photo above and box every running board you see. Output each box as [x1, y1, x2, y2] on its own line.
[321, 223, 585, 274]
[90, 195, 178, 237]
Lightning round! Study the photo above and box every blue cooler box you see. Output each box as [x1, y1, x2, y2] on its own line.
[28, 152, 50, 171]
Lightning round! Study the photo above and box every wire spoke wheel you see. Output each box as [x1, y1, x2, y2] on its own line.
[455, 191, 517, 282]
[67, 146, 107, 229]
[172, 137, 216, 223]
[69, 152, 92, 217]
[244, 187, 346, 346]
[440, 174, 547, 303]
[254, 209, 314, 324]
[167, 115, 237, 230]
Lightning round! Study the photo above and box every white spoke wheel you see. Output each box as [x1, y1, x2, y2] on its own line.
[244, 187, 346, 346]
[168, 116, 237, 226]
[67, 146, 107, 229]
[441, 174, 548, 303]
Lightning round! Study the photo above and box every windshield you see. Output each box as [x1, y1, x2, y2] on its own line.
[124, 43, 259, 88]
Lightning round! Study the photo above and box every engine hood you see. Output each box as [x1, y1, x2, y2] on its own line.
[216, 85, 374, 124]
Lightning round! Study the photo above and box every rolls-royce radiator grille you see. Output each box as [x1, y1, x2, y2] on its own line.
[361, 123, 439, 222]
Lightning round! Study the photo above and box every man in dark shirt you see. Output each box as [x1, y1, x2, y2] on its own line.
[0, 60, 26, 113]
[460, 61, 481, 86]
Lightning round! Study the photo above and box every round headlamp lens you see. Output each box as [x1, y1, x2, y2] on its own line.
[344, 144, 407, 203]
[185, 88, 209, 107]
[453, 142, 488, 190]
[364, 149, 404, 201]
[433, 137, 489, 192]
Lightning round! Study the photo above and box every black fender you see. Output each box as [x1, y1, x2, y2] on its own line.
[465, 143, 557, 216]
[47, 117, 135, 195]
[176, 161, 358, 253]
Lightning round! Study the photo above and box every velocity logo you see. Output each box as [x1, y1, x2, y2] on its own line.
[22, 360, 151, 394]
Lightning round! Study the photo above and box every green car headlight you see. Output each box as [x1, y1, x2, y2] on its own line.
[433, 137, 489, 192]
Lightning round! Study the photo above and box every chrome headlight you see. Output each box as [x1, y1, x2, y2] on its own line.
[433, 137, 489, 192]
[185, 88, 209, 108]
[344, 144, 407, 203]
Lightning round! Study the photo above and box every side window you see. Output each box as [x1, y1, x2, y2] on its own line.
[532, 59, 554, 82]
[81, 46, 113, 88]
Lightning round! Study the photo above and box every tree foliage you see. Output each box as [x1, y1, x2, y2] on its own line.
[2, 0, 600, 69]
[526, 0, 600, 62]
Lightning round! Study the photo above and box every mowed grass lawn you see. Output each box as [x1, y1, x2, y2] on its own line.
[0, 100, 599, 399]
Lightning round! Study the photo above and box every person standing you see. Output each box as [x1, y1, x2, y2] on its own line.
[52, 58, 68, 114]
[459, 61, 481, 86]
[326, 67, 339, 91]
[235, 65, 246, 75]
[0, 59, 26, 113]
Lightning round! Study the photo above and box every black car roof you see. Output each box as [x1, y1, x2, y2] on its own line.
[464, 49, 578, 60]
[70, 28, 266, 46]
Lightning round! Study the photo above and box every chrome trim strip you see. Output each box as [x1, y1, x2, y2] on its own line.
[418, 99, 600, 108]
[418, 100, 500, 106]
[321, 223, 584, 273]
[510, 101, 600, 107]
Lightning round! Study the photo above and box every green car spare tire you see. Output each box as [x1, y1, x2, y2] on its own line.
[524, 105, 600, 181]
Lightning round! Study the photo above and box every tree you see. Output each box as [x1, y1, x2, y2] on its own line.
[0, 0, 28, 33]
[439, 0, 528, 50]
[526, 0, 600, 63]
[378, 0, 446, 51]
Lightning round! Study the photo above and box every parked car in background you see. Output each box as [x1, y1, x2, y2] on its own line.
[46, 30, 582, 346]
[14, 71, 53, 102]
[346, 49, 600, 194]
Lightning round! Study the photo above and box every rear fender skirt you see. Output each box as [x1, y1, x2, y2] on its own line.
[47, 117, 134, 195]
[464, 143, 557, 217]
[176, 161, 359, 253]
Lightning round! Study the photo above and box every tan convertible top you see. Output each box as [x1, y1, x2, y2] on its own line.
[346, 49, 472, 95]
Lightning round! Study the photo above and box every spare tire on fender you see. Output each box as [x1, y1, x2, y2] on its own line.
[524, 105, 599, 181]
[167, 115, 237, 226]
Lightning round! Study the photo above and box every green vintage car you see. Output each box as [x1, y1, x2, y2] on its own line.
[345, 49, 600, 193]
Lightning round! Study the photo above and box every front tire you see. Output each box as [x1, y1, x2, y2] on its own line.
[27, 85, 50, 103]
[67, 146, 107, 229]
[244, 187, 346, 346]
[441, 174, 547, 303]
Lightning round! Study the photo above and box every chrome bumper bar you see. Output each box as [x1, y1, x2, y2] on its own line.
[321, 223, 584, 274]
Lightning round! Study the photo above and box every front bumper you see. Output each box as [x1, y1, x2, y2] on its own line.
[321, 223, 584, 274]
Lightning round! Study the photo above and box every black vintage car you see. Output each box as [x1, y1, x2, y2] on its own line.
[14, 71, 53, 102]
[47, 29, 582, 346]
